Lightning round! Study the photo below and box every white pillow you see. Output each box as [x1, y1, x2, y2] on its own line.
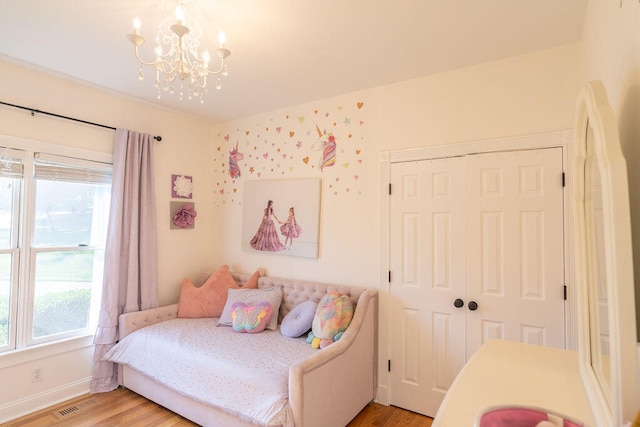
[218, 287, 283, 331]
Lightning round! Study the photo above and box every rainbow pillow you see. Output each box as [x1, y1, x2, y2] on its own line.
[231, 301, 273, 333]
[309, 292, 353, 348]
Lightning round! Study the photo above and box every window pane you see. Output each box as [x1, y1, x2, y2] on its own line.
[32, 250, 103, 339]
[0, 177, 16, 249]
[33, 180, 110, 247]
[0, 253, 10, 346]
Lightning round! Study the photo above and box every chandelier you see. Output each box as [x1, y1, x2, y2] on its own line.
[127, 1, 231, 103]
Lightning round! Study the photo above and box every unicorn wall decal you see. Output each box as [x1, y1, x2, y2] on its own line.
[229, 142, 244, 178]
[310, 125, 336, 171]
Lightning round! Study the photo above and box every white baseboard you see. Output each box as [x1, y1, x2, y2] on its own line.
[376, 384, 390, 405]
[0, 377, 91, 423]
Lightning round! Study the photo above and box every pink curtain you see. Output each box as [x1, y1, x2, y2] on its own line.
[90, 129, 158, 393]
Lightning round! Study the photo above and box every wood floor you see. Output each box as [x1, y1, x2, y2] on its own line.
[3, 387, 434, 427]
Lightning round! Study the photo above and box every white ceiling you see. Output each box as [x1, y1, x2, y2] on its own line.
[0, 0, 587, 123]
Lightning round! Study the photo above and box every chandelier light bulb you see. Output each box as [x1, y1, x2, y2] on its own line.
[202, 49, 210, 65]
[218, 30, 226, 47]
[154, 45, 163, 56]
[175, 5, 185, 24]
[133, 17, 142, 33]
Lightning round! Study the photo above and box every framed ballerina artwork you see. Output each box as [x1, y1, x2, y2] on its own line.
[242, 178, 321, 258]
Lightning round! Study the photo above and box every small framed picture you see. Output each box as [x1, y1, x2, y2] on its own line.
[170, 202, 197, 229]
[171, 174, 193, 199]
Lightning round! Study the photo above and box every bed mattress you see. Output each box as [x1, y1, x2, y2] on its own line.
[104, 317, 316, 426]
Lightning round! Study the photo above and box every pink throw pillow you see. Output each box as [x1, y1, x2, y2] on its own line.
[244, 269, 260, 289]
[177, 265, 258, 318]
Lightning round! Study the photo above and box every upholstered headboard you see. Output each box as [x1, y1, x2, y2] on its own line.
[120, 272, 371, 339]
[231, 273, 365, 322]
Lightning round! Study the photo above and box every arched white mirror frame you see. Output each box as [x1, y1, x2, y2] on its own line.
[573, 80, 638, 426]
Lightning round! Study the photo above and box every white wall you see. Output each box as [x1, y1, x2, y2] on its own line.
[580, 0, 640, 341]
[0, 59, 215, 420]
[210, 43, 581, 404]
[211, 43, 580, 281]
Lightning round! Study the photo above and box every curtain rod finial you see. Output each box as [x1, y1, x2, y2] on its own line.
[154, 136, 162, 142]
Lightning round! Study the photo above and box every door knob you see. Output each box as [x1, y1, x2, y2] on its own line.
[454, 298, 464, 308]
[468, 301, 478, 311]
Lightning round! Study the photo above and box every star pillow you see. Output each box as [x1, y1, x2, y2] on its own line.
[231, 301, 273, 333]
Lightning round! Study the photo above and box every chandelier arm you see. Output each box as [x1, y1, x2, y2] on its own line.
[198, 48, 231, 75]
[200, 62, 225, 75]
[133, 45, 173, 69]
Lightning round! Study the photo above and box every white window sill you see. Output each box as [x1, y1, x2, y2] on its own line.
[0, 334, 95, 369]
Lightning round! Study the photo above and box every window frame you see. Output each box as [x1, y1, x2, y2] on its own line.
[0, 135, 113, 360]
[0, 148, 25, 353]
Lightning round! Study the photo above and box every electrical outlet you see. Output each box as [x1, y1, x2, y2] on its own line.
[31, 367, 43, 383]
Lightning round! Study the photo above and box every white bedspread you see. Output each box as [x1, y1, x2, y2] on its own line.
[104, 318, 316, 426]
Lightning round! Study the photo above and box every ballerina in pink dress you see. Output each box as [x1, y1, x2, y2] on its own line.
[250, 200, 285, 252]
[280, 207, 303, 249]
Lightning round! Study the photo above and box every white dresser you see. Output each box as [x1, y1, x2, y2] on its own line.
[432, 340, 596, 426]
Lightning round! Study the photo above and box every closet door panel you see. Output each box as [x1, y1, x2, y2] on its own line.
[465, 148, 565, 359]
[389, 158, 466, 417]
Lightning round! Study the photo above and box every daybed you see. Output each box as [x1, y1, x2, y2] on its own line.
[107, 272, 378, 427]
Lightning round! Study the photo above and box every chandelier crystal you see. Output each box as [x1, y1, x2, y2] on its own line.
[127, 1, 230, 103]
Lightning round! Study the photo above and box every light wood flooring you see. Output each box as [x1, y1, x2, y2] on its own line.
[3, 387, 434, 427]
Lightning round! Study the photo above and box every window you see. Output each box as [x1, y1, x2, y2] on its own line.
[0, 146, 111, 354]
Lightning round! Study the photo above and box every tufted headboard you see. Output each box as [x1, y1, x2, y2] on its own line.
[120, 273, 371, 339]
[231, 273, 365, 323]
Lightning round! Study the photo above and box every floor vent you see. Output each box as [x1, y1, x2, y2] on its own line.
[55, 398, 97, 418]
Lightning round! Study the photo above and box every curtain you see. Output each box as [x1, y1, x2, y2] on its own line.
[90, 129, 158, 393]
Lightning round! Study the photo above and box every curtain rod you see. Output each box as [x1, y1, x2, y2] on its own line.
[0, 100, 162, 142]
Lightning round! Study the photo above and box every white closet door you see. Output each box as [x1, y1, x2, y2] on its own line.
[389, 157, 467, 417]
[388, 147, 565, 418]
[464, 148, 565, 358]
